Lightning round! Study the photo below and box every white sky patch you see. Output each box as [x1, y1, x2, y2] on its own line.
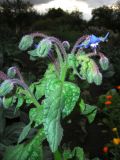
[33, 0, 93, 20]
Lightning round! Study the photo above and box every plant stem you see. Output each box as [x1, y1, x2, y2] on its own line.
[71, 35, 89, 54]
[54, 149, 62, 160]
[30, 32, 47, 38]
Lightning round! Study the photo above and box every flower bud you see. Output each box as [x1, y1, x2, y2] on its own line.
[62, 41, 70, 50]
[93, 70, 102, 85]
[0, 80, 14, 96]
[19, 35, 33, 51]
[36, 39, 52, 57]
[7, 67, 17, 78]
[99, 56, 109, 70]
[87, 70, 94, 83]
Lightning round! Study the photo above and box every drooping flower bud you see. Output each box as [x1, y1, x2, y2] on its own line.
[93, 70, 102, 85]
[62, 41, 70, 50]
[99, 55, 109, 70]
[86, 70, 94, 83]
[36, 39, 52, 57]
[7, 67, 17, 78]
[19, 35, 33, 51]
[0, 80, 14, 96]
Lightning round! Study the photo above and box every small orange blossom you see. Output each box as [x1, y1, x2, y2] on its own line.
[103, 146, 109, 153]
[112, 138, 120, 145]
[116, 85, 120, 90]
[106, 95, 112, 99]
[105, 101, 112, 105]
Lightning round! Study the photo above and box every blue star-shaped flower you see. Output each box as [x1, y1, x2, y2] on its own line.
[77, 32, 109, 49]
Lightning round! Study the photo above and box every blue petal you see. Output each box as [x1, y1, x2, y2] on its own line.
[99, 32, 110, 42]
[89, 35, 101, 44]
[104, 32, 109, 41]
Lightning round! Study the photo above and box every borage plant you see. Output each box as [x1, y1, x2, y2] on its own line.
[0, 32, 109, 160]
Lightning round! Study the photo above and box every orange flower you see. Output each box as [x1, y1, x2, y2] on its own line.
[112, 138, 120, 145]
[106, 95, 112, 99]
[103, 146, 109, 153]
[105, 101, 112, 105]
[116, 85, 120, 90]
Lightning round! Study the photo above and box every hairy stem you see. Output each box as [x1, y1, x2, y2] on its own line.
[71, 35, 89, 54]
[47, 36, 67, 62]
[87, 52, 97, 57]
[30, 32, 47, 38]
[14, 67, 25, 83]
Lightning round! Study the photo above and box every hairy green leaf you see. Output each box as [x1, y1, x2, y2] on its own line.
[18, 122, 32, 144]
[44, 78, 63, 152]
[72, 147, 85, 160]
[79, 99, 85, 113]
[82, 104, 97, 123]
[29, 105, 44, 127]
[43, 73, 80, 152]
[63, 149, 73, 160]
[62, 82, 80, 118]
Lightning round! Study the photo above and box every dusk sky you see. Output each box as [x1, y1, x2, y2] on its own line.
[31, 0, 118, 20]
[0, 0, 118, 20]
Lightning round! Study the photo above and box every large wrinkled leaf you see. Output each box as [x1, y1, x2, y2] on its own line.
[43, 77, 80, 152]
[29, 105, 44, 127]
[34, 81, 45, 100]
[3, 128, 45, 160]
[62, 82, 80, 118]
[44, 78, 64, 152]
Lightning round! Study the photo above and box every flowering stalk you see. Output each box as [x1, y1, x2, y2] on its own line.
[71, 35, 89, 53]
[30, 32, 47, 38]
[46, 37, 68, 81]
[47, 36, 67, 62]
